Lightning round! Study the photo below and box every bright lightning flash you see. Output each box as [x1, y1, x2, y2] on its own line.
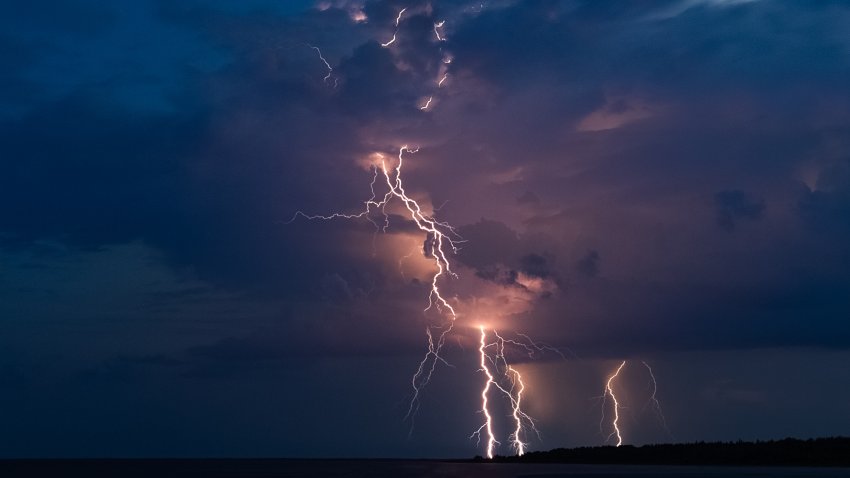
[600, 360, 627, 447]
[292, 7, 556, 458]
[289, 146, 462, 423]
[471, 326, 540, 458]
[472, 326, 499, 459]
[290, 146, 554, 456]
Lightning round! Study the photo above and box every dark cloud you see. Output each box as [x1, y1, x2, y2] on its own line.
[456, 219, 521, 270]
[799, 158, 850, 234]
[576, 250, 600, 278]
[2, 0, 849, 349]
[2, 1, 117, 36]
[79, 355, 183, 383]
[520, 253, 551, 278]
[714, 189, 766, 231]
[516, 190, 541, 206]
[0, 95, 202, 249]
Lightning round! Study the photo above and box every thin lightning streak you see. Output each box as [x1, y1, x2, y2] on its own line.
[381, 8, 407, 47]
[395, 7, 407, 26]
[438, 74, 449, 87]
[600, 360, 627, 447]
[405, 321, 455, 428]
[420, 97, 433, 110]
[397, 247, 418, 280]
[503, 333, 566, 360]
[642, 361, 672, 437]
[433, 199, 450, 212]
[306, 44, 337, 88]
[434, 20, 446, 41]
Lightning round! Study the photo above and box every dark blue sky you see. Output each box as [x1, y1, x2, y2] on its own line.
[2, 0, 850, 458]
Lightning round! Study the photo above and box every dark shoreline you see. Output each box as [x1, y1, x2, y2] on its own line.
[487, 437, 850, 467]
[1, 438, 849, 477]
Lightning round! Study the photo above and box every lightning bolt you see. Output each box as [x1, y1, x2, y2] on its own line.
[471, 326, 499, 459]
[502, 332, 567, 360]
[294, 7, 554, 458]
[288, 146, 462, 427]
[306, 44, 337, 88]
[434, 20, 446, 42]
[471, 327, 540, 457]
[289, 149, 551, 457]
[642, 361, 672, 438]
[397, 247, 419, 280]
[508, 365, 528, 455]
[381, 8, 407, 47]
[600, 360, 627, 447]
[492, 330, 540, 456]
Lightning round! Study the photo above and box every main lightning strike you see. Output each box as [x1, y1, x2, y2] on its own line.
[472, 326, 499, 459]
[471, 328, 540, 457]
[600, 360, 627, 447]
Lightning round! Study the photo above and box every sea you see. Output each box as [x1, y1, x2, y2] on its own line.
[2, 460, 850, 478]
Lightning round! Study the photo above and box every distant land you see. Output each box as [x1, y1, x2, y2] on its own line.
[485, 437, 850, 467]
[2, 439, 849, 478]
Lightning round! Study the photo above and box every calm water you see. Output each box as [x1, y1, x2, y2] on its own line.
[1, 460, 849, 477]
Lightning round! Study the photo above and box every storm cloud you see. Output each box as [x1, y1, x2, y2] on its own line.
[2, 0, 850, 458]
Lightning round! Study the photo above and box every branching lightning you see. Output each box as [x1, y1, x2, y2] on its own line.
[597, 360, 672, 446]
[508, 365, 528, 455]
[290, 6, 571, 458]
[493, 331, 540, 455]
[289, 146, 463, 426]
[471, 327, 541, 457]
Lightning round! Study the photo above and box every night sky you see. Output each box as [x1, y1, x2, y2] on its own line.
[2, 0, 850, 459]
